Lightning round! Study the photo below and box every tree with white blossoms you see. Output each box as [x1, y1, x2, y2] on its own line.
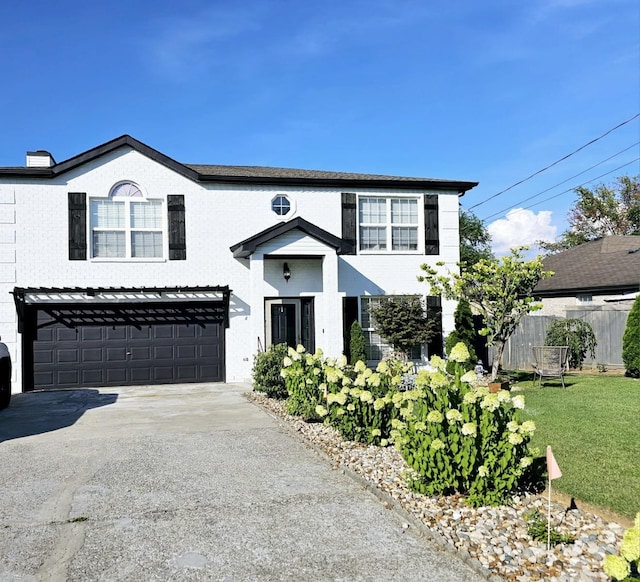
[419, 247, 553, 381]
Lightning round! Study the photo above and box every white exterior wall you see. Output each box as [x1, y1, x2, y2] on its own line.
[1, 145, 464, 391]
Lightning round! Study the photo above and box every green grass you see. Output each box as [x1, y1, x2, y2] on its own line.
[514, 372, 640, 519]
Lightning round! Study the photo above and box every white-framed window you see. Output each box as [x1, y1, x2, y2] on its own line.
[90, 182, 164, 259]
[271, 195, 291, 216]
[359, 196, 420, 252]
[576, 294, 593, 305]
[360, 296, 422, 361]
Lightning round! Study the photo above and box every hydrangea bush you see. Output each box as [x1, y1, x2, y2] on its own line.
[321, 359, 412, 446]
[604, 513, 640, 581]
[281, 342, 536, 507]
[391, 343, 536, 507]
[281, 345, 328, 420]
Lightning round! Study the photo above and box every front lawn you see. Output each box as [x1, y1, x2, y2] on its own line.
[516, 372, 640, 519]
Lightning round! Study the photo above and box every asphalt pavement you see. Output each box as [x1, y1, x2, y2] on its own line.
[0, 383, 485, 581]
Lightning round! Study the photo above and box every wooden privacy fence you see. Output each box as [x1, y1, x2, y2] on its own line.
[491, 309, 631, 371]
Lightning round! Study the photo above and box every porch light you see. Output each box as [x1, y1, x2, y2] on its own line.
[283, 262, 291, 282]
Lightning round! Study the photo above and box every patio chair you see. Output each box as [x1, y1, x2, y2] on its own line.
[531, 346, 569, 389]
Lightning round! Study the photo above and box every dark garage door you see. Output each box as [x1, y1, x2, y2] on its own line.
[31, 305, 225, 389]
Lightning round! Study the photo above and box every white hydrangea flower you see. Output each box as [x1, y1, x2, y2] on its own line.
[511, 395, 525, 409]
[461, 422, 477, 437]
[445, 409, 463, 423]
[478, 465, 488, 477]
[519, 420, 536, 436]
[507, 420, 519, 433]
[315, 405, 328, 417]
[449, 342, 470, 363]
[508, 433, 524, 445]
[461, 370, 477, 384]
[430, 438, 445, 451]
[426, 410, 444, 423]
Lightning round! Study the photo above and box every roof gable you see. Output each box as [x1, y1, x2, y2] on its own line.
[230, 217, 346, 258]
[0, 135, 478, 193]
[534, 236, 640, 296]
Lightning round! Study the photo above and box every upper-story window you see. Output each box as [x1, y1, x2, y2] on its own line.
[272, 195, 291, 216]
[90, 182, 163, 259]
[359, 197, 419, 251]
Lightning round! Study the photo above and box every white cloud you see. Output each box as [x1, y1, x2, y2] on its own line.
[487, 209, 557, 256]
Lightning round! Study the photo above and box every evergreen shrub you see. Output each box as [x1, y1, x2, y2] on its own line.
[622, 296, 640, 378]
[252, 343, 289, 398]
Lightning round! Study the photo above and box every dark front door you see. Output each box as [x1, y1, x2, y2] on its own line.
[271, 304, 296, 347]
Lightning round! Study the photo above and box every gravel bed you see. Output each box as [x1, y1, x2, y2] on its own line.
[248, 392, 624, 582]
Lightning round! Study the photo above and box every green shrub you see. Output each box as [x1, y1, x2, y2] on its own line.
[349, 320, 367, 365]
[622, 296, 640, 378]
[523, 510, 575, 546]
[392, 343, 536, 507]
[545, 318, 597, 370]
[603, 512, 640, 580]
[281, 345, 329, 421]
[323, 359, 412, 446]
[252, 343, 289, 398]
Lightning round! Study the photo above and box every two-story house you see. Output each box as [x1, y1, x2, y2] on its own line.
[0, 135, 477, 393]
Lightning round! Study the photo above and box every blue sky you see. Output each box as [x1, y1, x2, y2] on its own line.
[1, 0, 638, 255]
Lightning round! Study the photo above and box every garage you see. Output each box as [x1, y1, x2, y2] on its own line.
[13, 287, 230, 391]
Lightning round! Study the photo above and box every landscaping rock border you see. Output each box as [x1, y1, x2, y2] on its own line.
[248, 392, 625, 582]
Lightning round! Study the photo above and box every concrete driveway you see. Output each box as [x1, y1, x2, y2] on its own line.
[0, 384, 485, 582]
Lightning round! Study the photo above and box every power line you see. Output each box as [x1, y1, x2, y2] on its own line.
[468, 112, 640, 211]
[481, 157, 640, 222]
[479, 142, 640, 221]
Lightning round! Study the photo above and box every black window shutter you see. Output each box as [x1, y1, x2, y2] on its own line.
[424, 195, 439, 255]
[426, 296, 443, 357]
[68, 192, 87, 260]
[167, 195, 186, 260]
[341, 192, 357, 255]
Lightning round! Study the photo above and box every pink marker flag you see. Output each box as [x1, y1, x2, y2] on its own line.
[546, 445, 562, 480]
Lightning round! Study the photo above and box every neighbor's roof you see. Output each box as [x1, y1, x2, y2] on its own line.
[534, 236, 640, 296]
[0, 134, 478, 193]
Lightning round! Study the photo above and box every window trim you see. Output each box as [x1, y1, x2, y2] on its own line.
[89, 182, 167, 262]
[271, 194, 296, 219]
[358, 195, 423, 254]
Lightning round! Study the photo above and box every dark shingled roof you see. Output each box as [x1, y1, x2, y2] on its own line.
[0, 135, 478, 193]
[534, 236, 640, 296]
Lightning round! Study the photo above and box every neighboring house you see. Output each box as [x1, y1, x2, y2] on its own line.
[496, 236, 640, 370]
[0, 135, 477, 393]
[533, 236, 640, 316]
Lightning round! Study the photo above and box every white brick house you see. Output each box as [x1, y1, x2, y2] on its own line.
[0, 135, 477, 393]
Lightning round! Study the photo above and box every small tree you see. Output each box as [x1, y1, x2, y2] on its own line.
[349, 320, 367, 365]
[544, 319, 597, 370]
[370, 295, 434, 360]
[622, 295, 640, 378]
[419, 247, 553, 381]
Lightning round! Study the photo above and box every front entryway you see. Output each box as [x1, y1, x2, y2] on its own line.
[265, 298, 314, 352]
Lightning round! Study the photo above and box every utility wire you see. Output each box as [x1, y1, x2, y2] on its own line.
[468, 113, 640, 210]
[480, 142, 640, 221]
[482, 157, 640, 222]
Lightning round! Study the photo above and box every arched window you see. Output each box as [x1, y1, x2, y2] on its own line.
[90, 182, 163, 258]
